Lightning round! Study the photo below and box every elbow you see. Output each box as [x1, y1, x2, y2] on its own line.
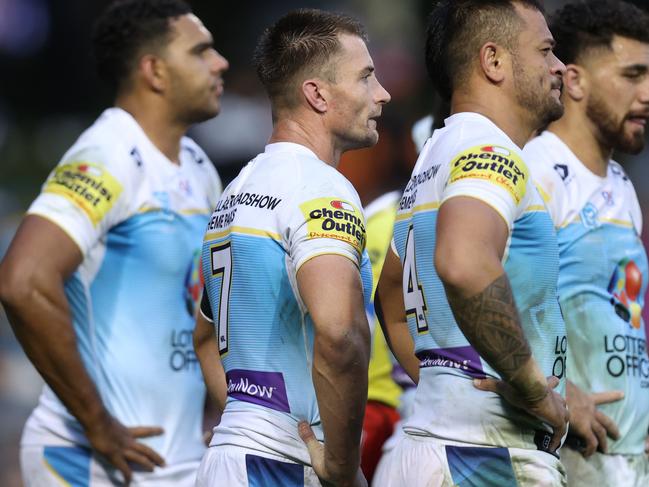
[0, 260, 33, 309]
[435, 246, 473, 292]
[316, 319, 371, 370]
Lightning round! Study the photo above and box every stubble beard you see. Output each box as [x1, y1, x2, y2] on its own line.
[586, 91, 645, 155]
[512, 58, 564, 132]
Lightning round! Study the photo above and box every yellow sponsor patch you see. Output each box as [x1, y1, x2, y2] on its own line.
[449, 145, 528, 204]
[43, 162, 123, 226]
[300, 197, 366, 254]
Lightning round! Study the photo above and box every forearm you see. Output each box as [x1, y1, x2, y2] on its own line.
[375, 293, 419, 384]
[196, 344, 227, 413]
[312, 328, 369, 482]
[3, 284, 109, 428]
[445, 273, 546, 401]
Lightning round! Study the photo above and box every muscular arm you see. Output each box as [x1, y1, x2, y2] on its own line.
[194, 312, 227, 414]
[375, 247, 419, 384]
[297, 254, 370, 486]
[435, 196, 546, 399]
[0, 215, 163, 482]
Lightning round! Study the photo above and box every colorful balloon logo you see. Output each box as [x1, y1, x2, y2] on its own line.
[608, 258, 643, 329]
[185, 249, 204, 317]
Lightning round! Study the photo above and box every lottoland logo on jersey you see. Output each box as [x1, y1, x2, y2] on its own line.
[603, 334, 649, 387]
[226, 369, 290, 413]
[169, 329, 200, 372]
[43, 161, 123, 226]
[449, 145, 528, 204]
[300, 198, 366, 254]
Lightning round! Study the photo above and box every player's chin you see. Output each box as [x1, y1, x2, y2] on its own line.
[618, 132, 645, 155]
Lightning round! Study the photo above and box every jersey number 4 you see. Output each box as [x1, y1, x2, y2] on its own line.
[210, 242, 232, 356]
[403, 226, 429, 333]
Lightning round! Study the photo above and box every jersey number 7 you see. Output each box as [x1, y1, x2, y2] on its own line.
[210, 242, 233, 356]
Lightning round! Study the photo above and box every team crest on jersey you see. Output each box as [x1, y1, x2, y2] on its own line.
[300, 198, 366, 254]
[43, 161, 123, 226]
[449, 145, 528, 204]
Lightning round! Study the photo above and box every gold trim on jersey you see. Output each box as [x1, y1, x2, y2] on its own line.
[205, 225, 282, 241]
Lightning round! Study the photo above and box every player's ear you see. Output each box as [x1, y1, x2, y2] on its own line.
[480, 42, 506, 84]
[139, 54, 166, 93]
[302, 79, 328, 113]
[562, 64, 586, 102]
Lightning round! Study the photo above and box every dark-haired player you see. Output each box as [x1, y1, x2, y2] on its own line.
[524, 1, 649, 484]
[375, 0, 569, 485]
[0, 0, 227, 484]
[193, 8, 389, 487]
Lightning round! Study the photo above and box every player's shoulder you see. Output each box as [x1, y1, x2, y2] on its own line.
[266, 142, 358, 201]
[436, 113, 523, 173]
[61, 108, 144, 175]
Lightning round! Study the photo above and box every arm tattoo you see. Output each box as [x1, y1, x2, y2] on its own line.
[446, 273, 531, 383]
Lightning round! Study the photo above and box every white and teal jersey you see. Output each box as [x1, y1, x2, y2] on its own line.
[200, 142, 372, 465]
[394, 112, 566, 452]
[23, 108, 222, 469]
[525, 131, 649, 454]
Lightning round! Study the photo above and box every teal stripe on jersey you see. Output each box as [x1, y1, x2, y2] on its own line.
[202, 233, 319, 423]
[446, 445, 517, 487]
[245, 454, 304, 486]
[43, 446, 91, 487]
[393, 207, 565, 383]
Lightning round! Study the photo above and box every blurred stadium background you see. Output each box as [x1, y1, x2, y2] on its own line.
[1, 0, 648, 483]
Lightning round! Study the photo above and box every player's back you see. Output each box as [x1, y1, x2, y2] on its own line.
[202, 142, 372, 463]
[392, 113, 566, 452]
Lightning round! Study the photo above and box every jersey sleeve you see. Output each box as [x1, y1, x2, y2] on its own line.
[27, 145, 133, 255]
[284, 174, 367, 274]
[441, 143, 530, 228]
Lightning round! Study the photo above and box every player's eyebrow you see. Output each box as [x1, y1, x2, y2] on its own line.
[360, 65, 375, 76]
[621, 63, 649, 75]
[190, 40, 214, 54]
[540, 37, 556, 48]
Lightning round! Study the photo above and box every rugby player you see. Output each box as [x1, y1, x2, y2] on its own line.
[0, 0, 227, 485]
[192, 9, 390, 487]
[524, 1, 649, 484]
[374, 0, 569, 485]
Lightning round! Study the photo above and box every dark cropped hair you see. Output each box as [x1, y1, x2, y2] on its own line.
[551, 0, 649, 65]
[253, 8, 367, 110]
[425, 0, 544, 99]
[92, 0, 192, 91]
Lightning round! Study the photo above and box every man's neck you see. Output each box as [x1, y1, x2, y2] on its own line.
[269, 115, 341, 168]
[115, 95, 187, 164]
[547, 108, 610, 177]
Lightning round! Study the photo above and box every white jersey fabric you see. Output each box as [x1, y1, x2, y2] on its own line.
[198, 142, 373, 482]
[22, 108, 222, 482]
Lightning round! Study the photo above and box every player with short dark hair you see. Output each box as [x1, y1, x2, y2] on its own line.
[0, 0, 227, 484]
[375, 1, 568, 484]
[193, 8, 389, 487]
[524, 1, 649, 484]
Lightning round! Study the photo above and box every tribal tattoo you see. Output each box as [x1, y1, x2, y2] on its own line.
[446, 273, 532, 385]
